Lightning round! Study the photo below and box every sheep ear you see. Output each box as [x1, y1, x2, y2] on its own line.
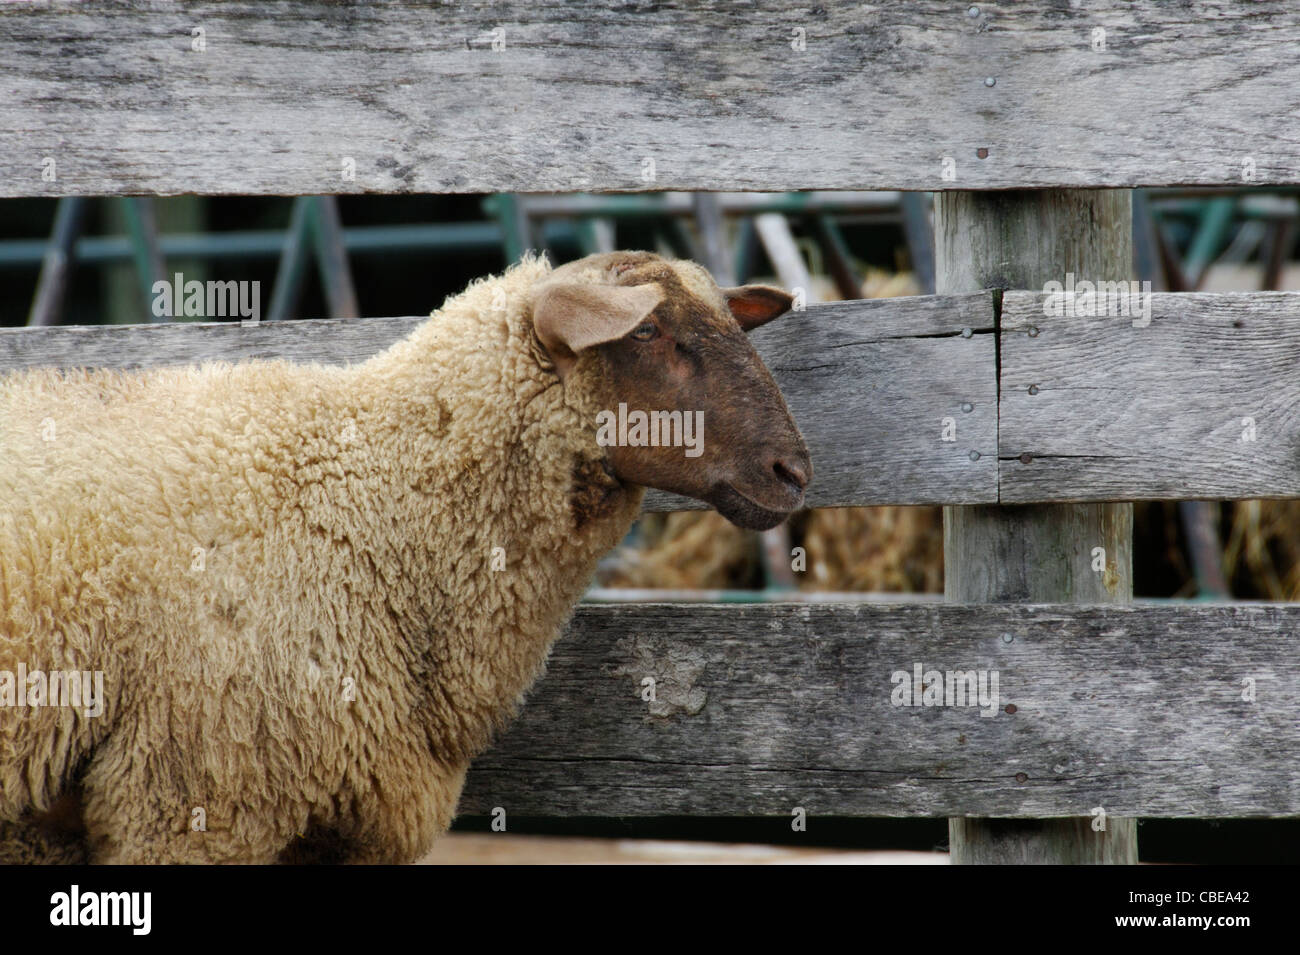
[721, 285, 795, 332]
[532, 281, 663, 376]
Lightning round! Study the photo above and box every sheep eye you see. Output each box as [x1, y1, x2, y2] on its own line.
[630, 321, 658, 342]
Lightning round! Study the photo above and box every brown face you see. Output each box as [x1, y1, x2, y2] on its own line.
[533, 252, 812, 531]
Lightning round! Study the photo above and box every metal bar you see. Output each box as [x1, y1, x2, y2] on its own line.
[1178, 501, 1231, 599]
[0, 222, 566, 268]
[576, 217, 617, 255]
[691, 193, 736, 286]
[1215, 219, 1267, 266]
[267, 197, 315, 323]
[1144, 186, 1300, 200]
[487, 193, 533, 263]
[899, 192, 936, 295]
[515, 191, 902, 218]
[812, 214, 861, 299]
[1183, 195, 1237, 289]
[753, 213, 813, 295]
[1131, 190, 1166, 291]
[26, 197, 88, 327]
[310, 196, 360, 319]
[1153, 212, 1190, 292]
[1156, 200, 1294, 221]
[1262, 218, 1296, 291]
[731, 217, 759, 283]
[119, 197, 168, 321]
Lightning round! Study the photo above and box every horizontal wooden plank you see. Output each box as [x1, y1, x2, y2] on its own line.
[2, 2, 1299, 195]
[459, 602, 1300, 818]
[1000, 290, 1300, 502]
[23, 289, 1300, 505]
[0, 314, 427, 372]
[0, 293, 999, 509]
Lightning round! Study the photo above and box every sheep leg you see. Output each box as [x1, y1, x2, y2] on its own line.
[332, 756, 469, 864]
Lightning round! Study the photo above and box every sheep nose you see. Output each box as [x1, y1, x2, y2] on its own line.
[772, 456, 809, 492]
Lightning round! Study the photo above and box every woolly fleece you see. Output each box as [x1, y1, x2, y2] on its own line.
[0, 255, 643, 863]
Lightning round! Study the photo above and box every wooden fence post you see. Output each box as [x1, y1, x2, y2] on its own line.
[938, 190, 1138, 864]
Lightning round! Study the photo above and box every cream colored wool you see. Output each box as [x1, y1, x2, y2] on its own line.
[0, 255, 643, 863]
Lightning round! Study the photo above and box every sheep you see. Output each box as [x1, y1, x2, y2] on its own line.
[0, 250, 811, 863]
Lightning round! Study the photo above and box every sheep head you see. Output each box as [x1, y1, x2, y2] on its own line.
[530, 251, 812, 531]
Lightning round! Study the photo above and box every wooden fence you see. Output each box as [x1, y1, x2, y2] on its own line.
[3, 2, 1299, 194]
[3, 1, 1299, 863]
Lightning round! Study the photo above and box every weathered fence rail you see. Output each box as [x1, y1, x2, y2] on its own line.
[0, 293, 998, 509]
[2, 1, 1299, 196]
[1001, 291, 1300, 502]
[14, 289, 1300, 506]
[459, 602, 1300, 818]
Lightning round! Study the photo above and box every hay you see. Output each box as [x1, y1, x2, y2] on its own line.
[796, 506, 943, 593]
[1224, 500, 1300, 599]
[599, 512, 761, 590]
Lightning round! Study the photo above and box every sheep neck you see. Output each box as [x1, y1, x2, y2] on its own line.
[351, 264, 644, 764]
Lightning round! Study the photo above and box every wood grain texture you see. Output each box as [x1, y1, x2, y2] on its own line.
[2, 1, 1299, 196]
[1000, 290, 1300, 503]
[0, 314, 428, 373]
[938, 189, 1136, 863]
[458, 602, 1300, 818]
[0, 293, 999, 509]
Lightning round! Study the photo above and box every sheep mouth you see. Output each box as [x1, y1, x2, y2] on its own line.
[710, 482, 799, 531]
